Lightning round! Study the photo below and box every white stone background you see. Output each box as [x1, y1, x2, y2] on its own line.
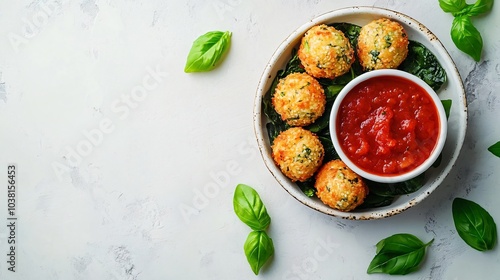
[0, 0, 499, 279]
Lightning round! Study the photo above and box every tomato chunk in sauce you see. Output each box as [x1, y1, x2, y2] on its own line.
[336, 76, 440, 176]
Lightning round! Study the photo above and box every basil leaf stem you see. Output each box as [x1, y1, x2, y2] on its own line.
[367, 233, 433, 275]
[452, 198, 497, 251]
[233, 184, 271, 231]
[184, 30, 231, 73]
[244, 230, 275, 275]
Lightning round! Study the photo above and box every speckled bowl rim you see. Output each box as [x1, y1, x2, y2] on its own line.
[253, 6, 467, 220]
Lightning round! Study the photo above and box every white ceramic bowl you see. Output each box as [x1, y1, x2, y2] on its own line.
[329, 69, 448, 184]
[253, 6, 467, 219]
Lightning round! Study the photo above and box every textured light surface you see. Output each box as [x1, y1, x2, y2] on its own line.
[0, 0, 499, 279]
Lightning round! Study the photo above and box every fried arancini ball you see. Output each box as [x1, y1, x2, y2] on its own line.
[297, 24, 355, 79]
[272, 127, 324, 182]
[272, 72, 326, 127]
[357, 18, 409, 70]
[314, 159, 368, 211]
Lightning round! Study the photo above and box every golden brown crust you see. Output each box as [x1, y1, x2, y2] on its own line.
[357, 18, 409, 71]
[272, 72, 326, 127]
[298, 24, 354, 79]
[271, 127, 324, 182]
[314, 160, 368, 211]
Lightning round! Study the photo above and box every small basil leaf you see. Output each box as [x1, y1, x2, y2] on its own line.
[488, 141, 500, 157]
[451, 16, 483, 61]
[365, 173, 425, 197]
[452, 198, 497, 251]
[463, 0, 494, 16]
[184, 31, 231, 73]
[439, 0, 467, 13]
[367, 249, 426, 275]
[233, 184, 271, 231]
[368, 234, 433, 275]
[244, 231, 274, 275]
[441, 99, 452, 119]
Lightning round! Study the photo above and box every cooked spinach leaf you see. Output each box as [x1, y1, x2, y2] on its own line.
[364, 173, 426, 198]
[318, 136, 339, 163]
[278, 48, 305, 78]
[391, 174, 426, 195]
[332, 22, 361, 50]
[358, 193, 395, 209]
[296, 178, 316, 197]
[305, 101, 334, 133]
[399, 41, 447, 91]
[324, 84, 344, 101]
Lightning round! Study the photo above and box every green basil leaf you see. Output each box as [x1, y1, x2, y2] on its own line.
[375, 233, 431, 253]
[451, 16, 483, 61]
[488, 141, 500, 157]
[463, 0, 494, 16]
[184, 31, 231, 73]
[368, 234, 433, 275]
[367, 249, 426, 275]
[441, 99, 452, 119]
[233, 184, 271, 231]
[452, 198, 498, 251]
[439, 0, 467, 13]
[244, 230, 274, 275]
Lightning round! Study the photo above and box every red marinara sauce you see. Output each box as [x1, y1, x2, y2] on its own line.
[336, 75, 440, 176]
